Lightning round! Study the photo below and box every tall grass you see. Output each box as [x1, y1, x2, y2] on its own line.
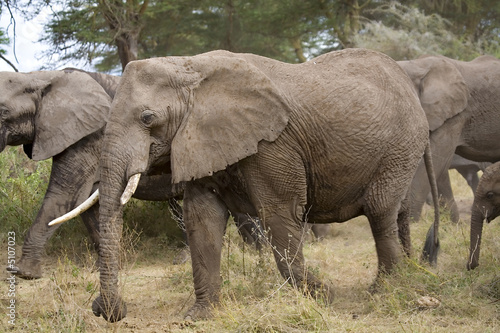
[1, 150, 499, 332]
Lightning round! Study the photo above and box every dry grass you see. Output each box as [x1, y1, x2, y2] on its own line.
[1, 170, 500, 332]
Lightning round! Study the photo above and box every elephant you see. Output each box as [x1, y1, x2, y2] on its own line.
[0, 69, 264, 279]
[467, 161, 500, 270]
[398, 55, 500, 224]
[92, 48, 437, 322]
[0, 69, 116, 279]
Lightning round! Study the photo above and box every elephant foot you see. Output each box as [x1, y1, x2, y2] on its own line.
[6, 257, 42, 280]
[92, 295, 127, 322]
[184, 302, 215, 321]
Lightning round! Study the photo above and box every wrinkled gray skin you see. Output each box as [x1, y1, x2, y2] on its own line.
[398, 56, 500, 224]
[95, 49, 432, 322]
[467, 161, 500, 270]
[0, 69, 263, 280]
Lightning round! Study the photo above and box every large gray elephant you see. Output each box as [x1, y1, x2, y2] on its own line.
[93, 48, 435, 322]
[0, 70, 115, 278]
[398, 55, 500, 224]
[0, 69, 263, 279]
[467, 161, 500, 270]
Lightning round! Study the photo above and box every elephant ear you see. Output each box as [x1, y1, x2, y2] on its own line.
[170, 54, 291, 183]
[400, 57, 469, 131]
[32, 70, 111, 161]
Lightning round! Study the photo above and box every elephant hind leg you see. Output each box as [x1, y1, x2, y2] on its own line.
[261, 201, 334, 304]
[396, 197, 412, 257]
[364, 193, 405, 277]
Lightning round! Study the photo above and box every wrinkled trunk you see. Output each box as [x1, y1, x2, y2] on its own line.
[94, 130, 129, 322]
[93, 119, 151, 322]
[468, 207, 484, 270]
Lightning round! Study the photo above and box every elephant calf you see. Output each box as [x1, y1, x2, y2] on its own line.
[467, 161, 500, 270]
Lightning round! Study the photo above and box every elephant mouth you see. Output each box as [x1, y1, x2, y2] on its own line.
[486, 214, 499, 223]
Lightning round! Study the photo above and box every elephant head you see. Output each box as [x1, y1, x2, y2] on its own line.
[398, 56, 469, 131]
[397, 56, 470, 223]
[94, 51, 291, 322]
[467, 161, 500, 270]
[0, 70, 111, 161]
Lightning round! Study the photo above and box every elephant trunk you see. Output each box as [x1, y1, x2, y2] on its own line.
[93, 134, 130, 322]
[467, 207, 485, 270]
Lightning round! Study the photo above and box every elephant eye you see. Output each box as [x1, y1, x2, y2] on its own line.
[486, 192, 495, 200]
[0, 107, 9, 117]
[140, 110, 157, 127]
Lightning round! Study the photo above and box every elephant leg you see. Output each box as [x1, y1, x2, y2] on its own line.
[10, 140, 99, 279]
[437, 171, 460, 223]
[80, 183, 101, 251]
[410, 124, 459, 222]
[455, 165, 480, 193]
[257, 200, 333, 303]
[396, 197, 412, 257]
[80, 200, 101, 271]
[232, 213, 265, 250]
[310, 224, 330, 241]
[182, 182, 229, 320]
[80, 205, 100, 251]
[366, 209, 402, 281]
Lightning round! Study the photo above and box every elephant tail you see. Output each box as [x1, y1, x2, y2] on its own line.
[421, 143, 440, 266]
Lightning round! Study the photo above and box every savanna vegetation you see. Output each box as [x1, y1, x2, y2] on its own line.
[0, 145, 499, 332]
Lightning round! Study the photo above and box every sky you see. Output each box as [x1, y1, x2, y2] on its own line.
[0, 8, 90, 72]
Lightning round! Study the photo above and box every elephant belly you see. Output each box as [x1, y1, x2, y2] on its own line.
[456, 145, 500, 163]
[305, 171, 376, 223]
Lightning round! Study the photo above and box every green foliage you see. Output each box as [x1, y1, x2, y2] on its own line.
[353, 2, 495, 60]
[0, 146, 51, 239]
[34, 0, 500, 72]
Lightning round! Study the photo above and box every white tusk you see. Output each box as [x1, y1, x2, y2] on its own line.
[48, 190, 99, 226]
[120, 173, 141, 206]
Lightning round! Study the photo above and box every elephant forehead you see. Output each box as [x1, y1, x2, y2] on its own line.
[124, 58, 201, 88]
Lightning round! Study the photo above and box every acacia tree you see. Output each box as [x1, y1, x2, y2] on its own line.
[33, 0, 500, 71]
[42, 0, 150, 71]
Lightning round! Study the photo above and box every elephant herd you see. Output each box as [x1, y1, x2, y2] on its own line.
[1, 48, 500, 322]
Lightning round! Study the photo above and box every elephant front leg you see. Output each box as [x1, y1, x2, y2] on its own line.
[263, 204, 334, 304]
[9, 211, 54, 279]
[10, 148, 99, 279]
[183, 182, 229, 320]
